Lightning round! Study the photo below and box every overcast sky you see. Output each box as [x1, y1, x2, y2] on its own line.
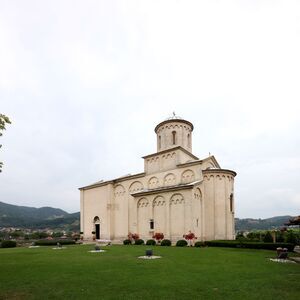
[0, 0, 299, 218]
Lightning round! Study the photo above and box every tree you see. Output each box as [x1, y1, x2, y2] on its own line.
[0, 114, 11, 172]
[263, 231, 273, 243]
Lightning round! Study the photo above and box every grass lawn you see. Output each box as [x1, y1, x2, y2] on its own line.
[0, 245, 299, 300]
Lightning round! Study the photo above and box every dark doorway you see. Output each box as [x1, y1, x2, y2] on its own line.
[95, 224, 100, 239]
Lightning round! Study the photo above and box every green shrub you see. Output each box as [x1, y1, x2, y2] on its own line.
[1, 240, 17, 248]
[195, 241, 205, 247]
[285, 231, 298, 245]
[176, 240, 188, 247]
[205, 240, 294, 252]
[123, 239, 132, 245]
[146, 239, 156, 246]
[134, 239, 144, 245]
[246, 232, 261, 240]
[276, 232, 285, 243]
[160, 239, 171, 246]
[263, 231, 273, 243]
[35, 239, 75, 246]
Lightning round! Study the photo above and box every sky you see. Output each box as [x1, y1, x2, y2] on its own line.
[0, 0, 300, 218]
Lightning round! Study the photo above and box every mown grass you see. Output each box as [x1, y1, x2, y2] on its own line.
[0, 245, 299, 300]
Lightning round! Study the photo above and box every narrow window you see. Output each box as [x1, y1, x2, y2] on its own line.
[172, 131, 176, 145]
[150, 219, 154, 230]
[158, 136, 161, 149]
[187, 133, 190, 147]
[230, 193, 234, 212]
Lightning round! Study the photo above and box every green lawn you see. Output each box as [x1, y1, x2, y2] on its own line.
[0, 245, 299, 300]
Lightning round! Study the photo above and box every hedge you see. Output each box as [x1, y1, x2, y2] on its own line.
[134, 239, 145, 245]
[194, 241, 205, 247]
[160, 239, 172, 246]
[1, 240, 17, 248]
[176, 240, 188, 247]
[146, 239, 156, 246]
[123, 239, 132, 245]
[205, 240, 295, 252]
[35, 239, 76, 246]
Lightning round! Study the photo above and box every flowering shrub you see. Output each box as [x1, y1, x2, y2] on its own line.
[152, 232, 164, 242]
[128, 233, 139, 243]
[183, 231, 197, 246]
[183, 231, 197, 240]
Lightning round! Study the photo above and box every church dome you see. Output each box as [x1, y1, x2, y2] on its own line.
[155, 114, 194, 153]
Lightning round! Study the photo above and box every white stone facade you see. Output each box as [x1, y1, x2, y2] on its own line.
[79, 117, 236, 243]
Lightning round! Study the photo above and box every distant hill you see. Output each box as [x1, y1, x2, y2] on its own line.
[0, 201, 79, 231]
[235, 215, 294, 231]
[0, 201, 296, 232]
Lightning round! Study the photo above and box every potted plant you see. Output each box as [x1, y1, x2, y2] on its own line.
[183, 231, 197, 246]
[152, 232, 164, 244]
[92, 231, 96, 241]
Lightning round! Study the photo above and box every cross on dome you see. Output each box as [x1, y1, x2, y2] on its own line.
[166, 112, 182, 120]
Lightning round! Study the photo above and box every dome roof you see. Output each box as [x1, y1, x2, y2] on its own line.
[154, 113, 194, 133]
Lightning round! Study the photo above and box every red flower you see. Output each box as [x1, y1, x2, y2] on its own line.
[184, 232, 197, 240]
[152, 232, 164, 241]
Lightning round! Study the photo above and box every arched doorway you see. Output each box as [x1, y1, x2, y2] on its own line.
[94, 216, 100, 239]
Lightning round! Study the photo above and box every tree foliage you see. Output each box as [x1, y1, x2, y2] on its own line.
[0, 114, 11, 172]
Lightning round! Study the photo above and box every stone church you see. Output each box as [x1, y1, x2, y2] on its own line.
[79, 115, 236, 243]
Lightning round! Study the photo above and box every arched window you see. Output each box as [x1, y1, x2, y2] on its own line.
[230, 194, 234, 212]
[158, 136, 161, 149]
[187, 133, 190, 147]
[172, 131, 176, 145]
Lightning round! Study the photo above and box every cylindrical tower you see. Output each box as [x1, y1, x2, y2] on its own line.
[155, 115, 194, 152]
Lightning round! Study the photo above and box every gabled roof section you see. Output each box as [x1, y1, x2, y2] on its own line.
[202, 155, 221, 168]
[176, 155, 221, 169]
[142, 146, 199, 161]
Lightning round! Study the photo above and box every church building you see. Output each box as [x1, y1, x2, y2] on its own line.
[79, 115, 236, 243]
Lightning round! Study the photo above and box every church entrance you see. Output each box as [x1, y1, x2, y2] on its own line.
[95, 224, 100, 239]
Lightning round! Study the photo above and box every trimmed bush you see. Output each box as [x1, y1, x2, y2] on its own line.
[195, 241, 205, 248]
[35, 239, 75, 246]
[134, 239, 145, 245]
[176, 240, 188, 247]
[160, 239, 171, 246]
[123, 239, 132, 245]
[205, 240, 294, 252]
[146, 239, 156, 246]
[1, 240, 17, 248]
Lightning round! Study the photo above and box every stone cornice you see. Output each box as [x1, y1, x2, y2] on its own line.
[130, 180, 201, 197]
[202, 168, 237, 177]
[79, 172, 145, 190]
[177, 160, 202, 168]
